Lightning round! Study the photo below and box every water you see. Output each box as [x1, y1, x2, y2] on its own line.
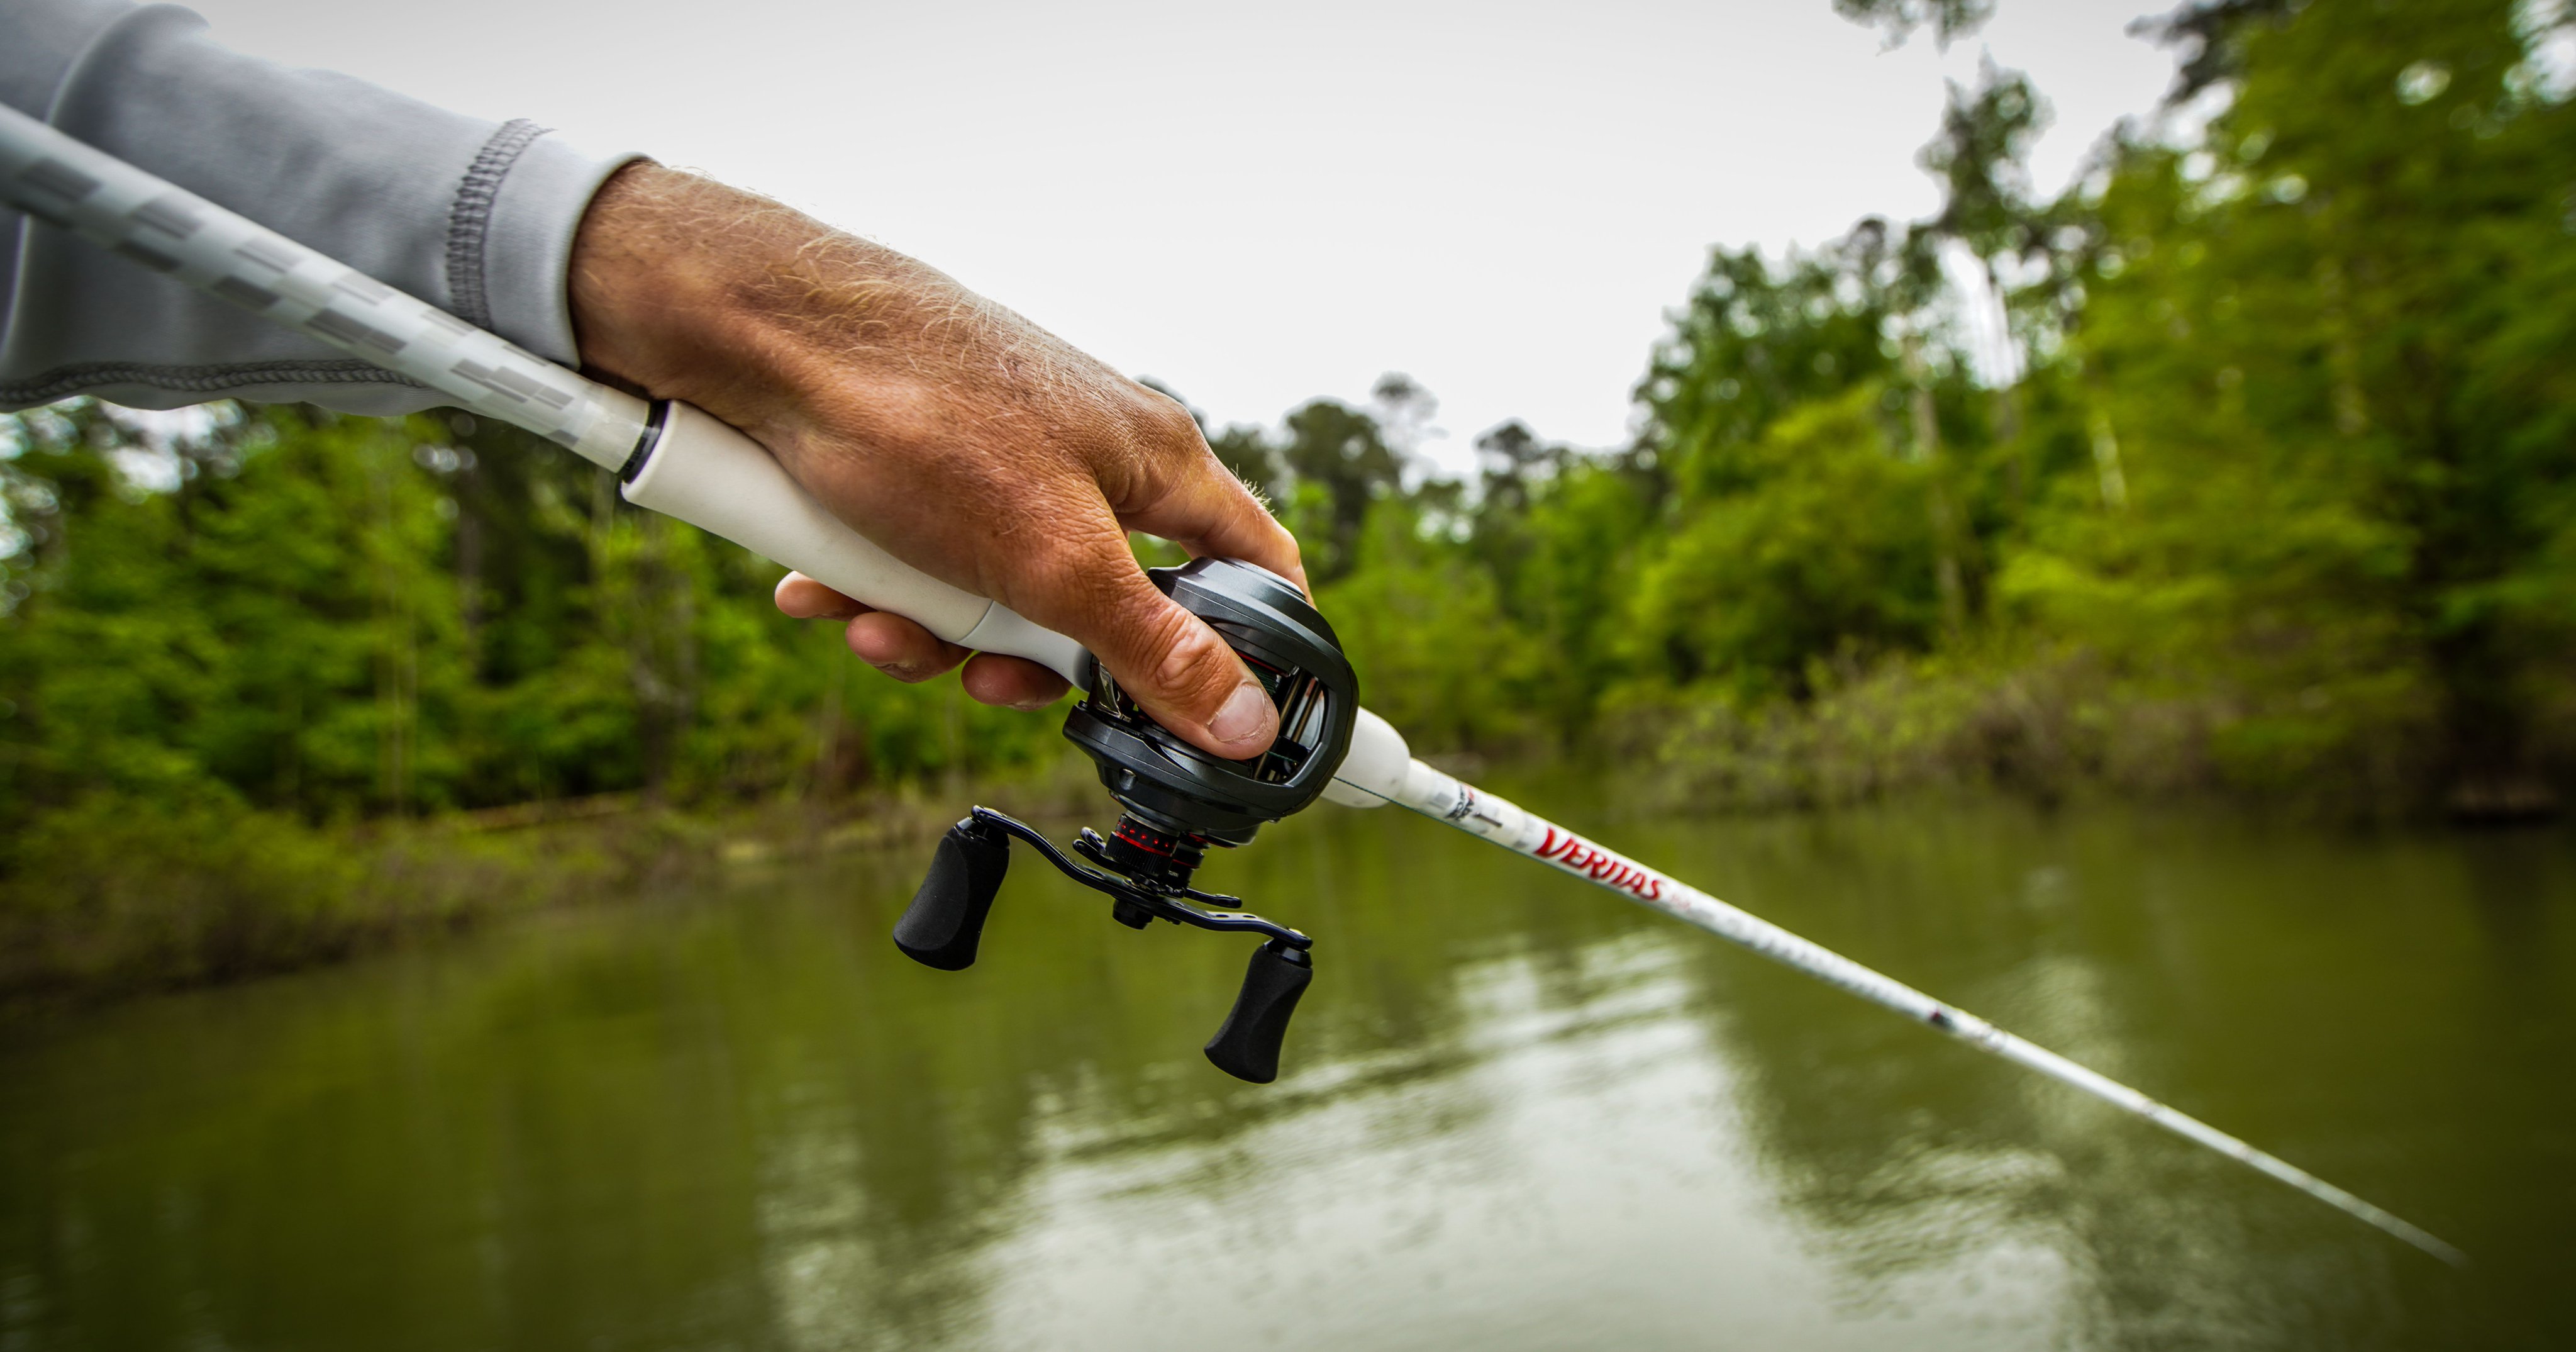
[3, 798, 2570, 1351]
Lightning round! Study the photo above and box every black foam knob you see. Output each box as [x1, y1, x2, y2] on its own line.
[894, 818, 1010, 970]
[1204, 941, 1313, 1083]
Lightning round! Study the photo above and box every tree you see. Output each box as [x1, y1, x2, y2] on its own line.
[1832, 0, 1995, 48]
[2011, 0, 2576, 805]
[1278, 398, 1405, 583]
[1631, 384, 1944, 697]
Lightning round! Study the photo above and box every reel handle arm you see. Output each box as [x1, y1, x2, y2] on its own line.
[895, 807, 1314, 1083]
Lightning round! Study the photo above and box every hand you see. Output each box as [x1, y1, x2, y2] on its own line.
[567, 162, 1304, 758]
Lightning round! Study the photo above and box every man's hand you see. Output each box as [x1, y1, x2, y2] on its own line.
[567, 162, 1302, 759]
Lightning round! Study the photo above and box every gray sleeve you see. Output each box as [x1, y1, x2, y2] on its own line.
[0, 0, 643, 413]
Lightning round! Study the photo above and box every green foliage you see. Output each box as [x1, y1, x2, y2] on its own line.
[1, 405, 465, 817]
[1921, 60, 2050, 260]
[0, 403, 1065, 843]
[1275, 399, 1407, 583]
[0, 789, 369, 997]
[1641, 226, 1916, 501]
[1832, 0, 1996, 48]
[1362, 0, 2570, 805]
[1631, 384, 1945, 698]
[1316, 499, 1541, 751]
[2010, 0, 2576, 793]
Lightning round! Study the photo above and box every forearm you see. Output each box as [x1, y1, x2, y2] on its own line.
[0, 0, 635, 412]
[567, 164, 888, 442]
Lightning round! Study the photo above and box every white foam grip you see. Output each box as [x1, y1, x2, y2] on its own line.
[619, 401, 1092, 688]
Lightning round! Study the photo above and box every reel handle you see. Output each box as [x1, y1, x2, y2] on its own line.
[892, 817, 1011, 970]
[1203, 941, 1313, 1084]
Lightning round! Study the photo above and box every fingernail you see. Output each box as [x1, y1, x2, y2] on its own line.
[1208, 682, 1275, 750]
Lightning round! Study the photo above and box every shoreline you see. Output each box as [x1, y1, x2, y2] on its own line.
[0, 755, 1112, 1024]
[7, 734, 2565, 1024]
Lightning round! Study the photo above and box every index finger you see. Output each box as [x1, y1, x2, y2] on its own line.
[1119, 455, 1308, 596]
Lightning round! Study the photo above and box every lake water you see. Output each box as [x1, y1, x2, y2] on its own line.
[3, 796, 2570, 1350]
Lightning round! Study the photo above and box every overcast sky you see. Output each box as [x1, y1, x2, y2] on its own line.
[189, 0, 2183, 472]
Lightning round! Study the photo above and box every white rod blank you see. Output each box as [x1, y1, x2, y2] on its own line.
[1367, 756, 2467, 1266]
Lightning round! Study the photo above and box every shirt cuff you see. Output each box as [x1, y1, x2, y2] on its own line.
[462, 127, 645, 369]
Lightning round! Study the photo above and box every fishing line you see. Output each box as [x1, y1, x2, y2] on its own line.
[0, 104, 2465, 1266]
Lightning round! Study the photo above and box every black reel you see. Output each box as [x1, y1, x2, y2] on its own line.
[892, 558, 1357, 1083]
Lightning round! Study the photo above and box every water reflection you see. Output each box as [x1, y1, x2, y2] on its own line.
[1, 801, 2568, 1350]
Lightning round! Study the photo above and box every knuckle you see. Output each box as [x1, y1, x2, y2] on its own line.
[1126, 383, 1199, 443]
[1117, 393, 1208, 486]
[1143, 395, 1204, 453]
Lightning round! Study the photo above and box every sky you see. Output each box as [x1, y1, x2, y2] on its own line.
[187, 0, 2185, 474]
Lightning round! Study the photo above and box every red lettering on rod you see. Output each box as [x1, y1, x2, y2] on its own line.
[1531, 830, 1670, 902]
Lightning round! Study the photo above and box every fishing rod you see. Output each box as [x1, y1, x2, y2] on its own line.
[0, 105, 2464, 1265]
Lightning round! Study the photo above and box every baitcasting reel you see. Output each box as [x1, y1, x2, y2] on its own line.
[892, 558, 1358, 1083]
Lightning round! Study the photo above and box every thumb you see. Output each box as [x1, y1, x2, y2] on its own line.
[1050, 551, 1278, 761]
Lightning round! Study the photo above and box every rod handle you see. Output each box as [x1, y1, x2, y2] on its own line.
[621, 401, 1092, 688]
